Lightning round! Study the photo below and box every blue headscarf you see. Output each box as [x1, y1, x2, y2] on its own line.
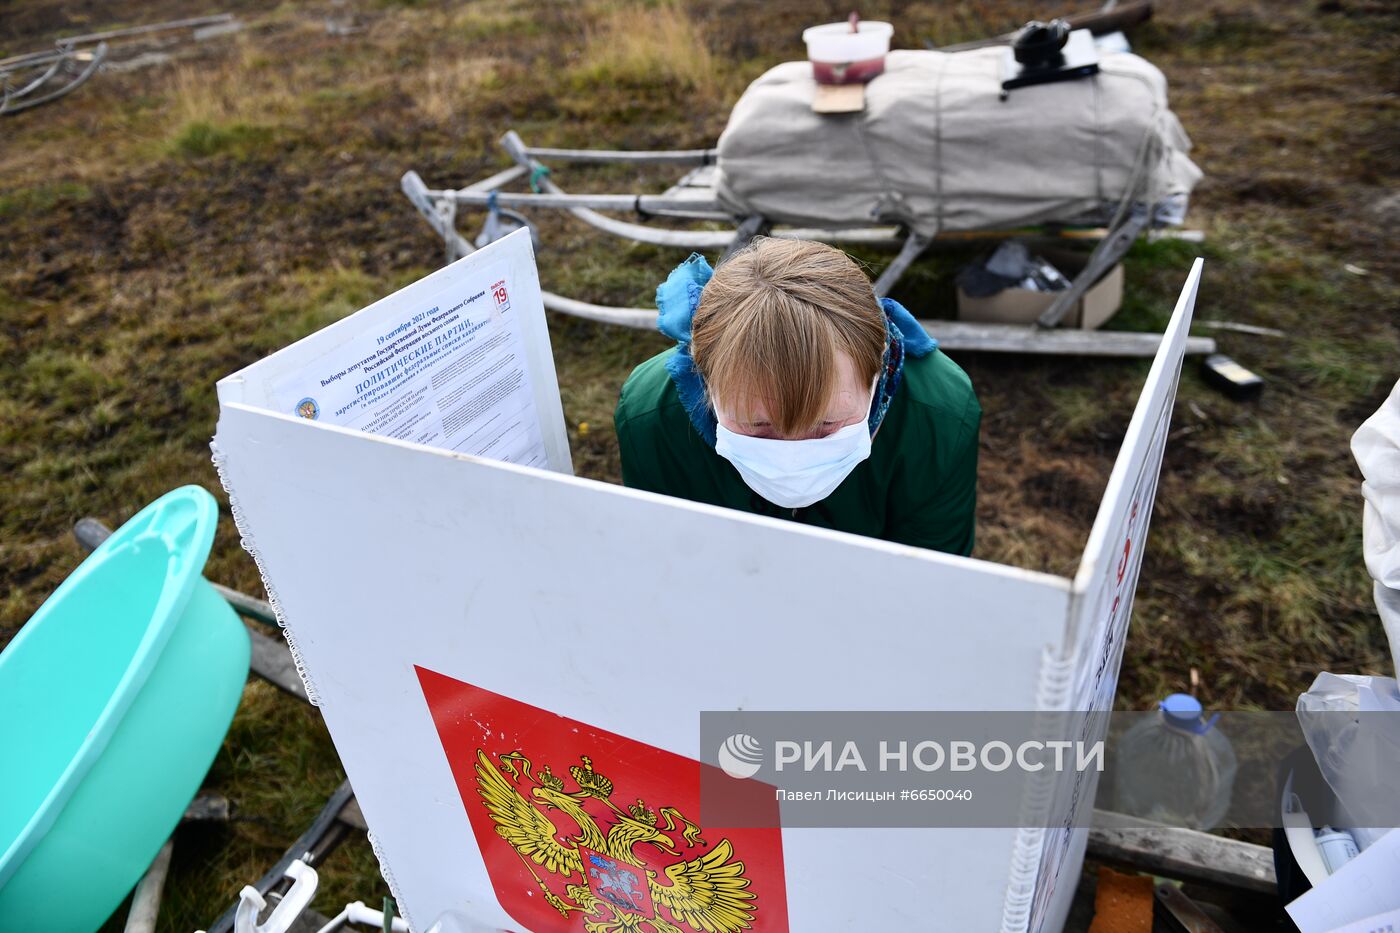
[656, 252, 937, 447]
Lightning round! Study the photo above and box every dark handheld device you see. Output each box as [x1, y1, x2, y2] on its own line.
[1001, 23, 1100, 97]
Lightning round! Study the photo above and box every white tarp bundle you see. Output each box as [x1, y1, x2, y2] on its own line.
[715, 49, 1202, 236]
[1353, 377, 1400, 671]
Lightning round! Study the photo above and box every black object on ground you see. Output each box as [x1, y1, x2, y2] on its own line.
[1201, 354, 1266, 400]
[956, 240, 1071, 297]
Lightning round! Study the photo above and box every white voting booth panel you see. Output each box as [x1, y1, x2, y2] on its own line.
[1021, 260, 1203, 933]
[213, 231, 1202, 933]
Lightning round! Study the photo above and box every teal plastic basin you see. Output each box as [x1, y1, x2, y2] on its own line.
[0, 486, 250, 932]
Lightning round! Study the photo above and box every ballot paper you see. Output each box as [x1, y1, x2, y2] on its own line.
[1286, 829, 1400, 933]
[1325, 908, 1400, 933]
[224, 228, 569, 472]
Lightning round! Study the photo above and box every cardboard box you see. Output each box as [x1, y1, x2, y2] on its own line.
[957, 246, 1124, 330]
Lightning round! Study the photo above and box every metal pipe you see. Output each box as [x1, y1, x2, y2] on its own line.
[123, 838, 174, 933]
[432, 187, 724, 215]
[404, 172, 698, 317]
[452, 161, 725, 219]
[7, 56, 66, 98]
[495, 134, 918, 248]
[1, 49, 70, 77]
[401, 170, 473, 262]
[541, 292, 659, 328]
[0, 13, 235, 70]
[420, 173, 909, 250]
[500, 131, 741, 247]
[434, 153, 1195, 252]
[460, 164, 527, 193]
[1, 43, 107, 116]
[872, 232, 932, 297]
[0, 48, 69, 71]
[313, 903, 410, 933]
[54, 13, 236, 49]
[520, 146, 717, 166]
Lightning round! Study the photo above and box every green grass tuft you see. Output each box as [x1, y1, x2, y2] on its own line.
[169, 121, 278, 160]
[0, 181, 92, 219]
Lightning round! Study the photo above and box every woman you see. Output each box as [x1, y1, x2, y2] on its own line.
[613, 238, 980, 556]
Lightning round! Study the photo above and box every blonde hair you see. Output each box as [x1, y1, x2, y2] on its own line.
[691, 238, 887, 436]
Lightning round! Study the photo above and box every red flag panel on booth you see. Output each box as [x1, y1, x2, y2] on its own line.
[416, 666, 790, 933]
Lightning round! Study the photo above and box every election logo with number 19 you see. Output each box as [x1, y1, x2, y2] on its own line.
[416, 666, 790, 933]
[492, 280, 511, 313]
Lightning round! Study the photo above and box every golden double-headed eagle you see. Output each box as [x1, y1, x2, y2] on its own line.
[475, 748, 758, 933]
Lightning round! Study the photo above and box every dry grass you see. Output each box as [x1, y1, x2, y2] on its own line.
[414, 54, 500, 122]
[164, 40, 272, 126]
[571, 0, 719, 99]
[447, 0, 542, 42]
[155, 37, 307, 151]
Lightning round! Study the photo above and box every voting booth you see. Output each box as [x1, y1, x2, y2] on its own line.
[213, 229, 1202, 932]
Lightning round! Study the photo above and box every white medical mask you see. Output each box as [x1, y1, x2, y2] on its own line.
[714, 380, 878, 509]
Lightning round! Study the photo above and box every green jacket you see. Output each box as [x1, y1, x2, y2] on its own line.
[614, 346, 981, 556]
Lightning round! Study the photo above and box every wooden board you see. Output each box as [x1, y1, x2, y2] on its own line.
[1088, 809, 1277, 894]
[925, 320, 1216, 357]
[812, 82, 866, 113]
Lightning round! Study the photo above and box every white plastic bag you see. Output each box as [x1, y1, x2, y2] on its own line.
[1352, 377, 1400, 672]
[1296, 672, 1400, 850]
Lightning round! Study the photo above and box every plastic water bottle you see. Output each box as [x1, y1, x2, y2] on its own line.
[1111, 693, 1238, 829]
[1315, 827, 1359, 873]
